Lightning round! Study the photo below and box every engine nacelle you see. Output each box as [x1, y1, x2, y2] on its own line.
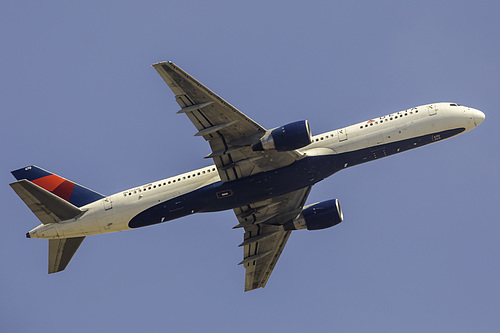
[253, 120, 312, 152]
[284, 199, 343, 231]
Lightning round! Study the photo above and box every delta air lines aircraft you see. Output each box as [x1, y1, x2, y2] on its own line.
[10, 62, 485, 291]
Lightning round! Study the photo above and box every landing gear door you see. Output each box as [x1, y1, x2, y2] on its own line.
[337, 128, 347, 142]
[427, 104, 438, 116]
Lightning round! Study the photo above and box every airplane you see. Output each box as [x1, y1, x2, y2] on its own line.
[10, 61, 485, 291]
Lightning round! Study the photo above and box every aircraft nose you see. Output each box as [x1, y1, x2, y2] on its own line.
[472, 108, 485, 127]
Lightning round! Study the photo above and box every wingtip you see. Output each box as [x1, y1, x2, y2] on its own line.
[152, 60, 174, 67]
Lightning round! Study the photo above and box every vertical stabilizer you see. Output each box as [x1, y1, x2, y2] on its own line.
[11, 165, 99, 274]
[11, 165, 104, 207]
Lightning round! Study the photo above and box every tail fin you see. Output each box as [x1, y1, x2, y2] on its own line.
[11, 165, 104, 207]
[11, 165, 103, 274]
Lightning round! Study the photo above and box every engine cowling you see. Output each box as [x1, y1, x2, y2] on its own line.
[253, 120, 312, 152]
[284, 199, 343, 231]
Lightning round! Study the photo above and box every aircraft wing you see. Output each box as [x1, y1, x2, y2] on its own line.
[234, 186, 312, 291]
[153, 61, 302, 182]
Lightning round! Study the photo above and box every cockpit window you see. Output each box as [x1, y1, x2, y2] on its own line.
[449, 103, 461, 106]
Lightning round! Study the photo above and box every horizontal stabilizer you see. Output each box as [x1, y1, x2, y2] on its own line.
[10, 180, 82, 224]
[49, 237, 85, 274]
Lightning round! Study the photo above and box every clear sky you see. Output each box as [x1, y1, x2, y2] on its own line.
[1, 1, 499, 332]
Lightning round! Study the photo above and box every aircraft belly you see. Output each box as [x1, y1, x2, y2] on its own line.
[127, 127, 465, 230]
[332, 127, 465, 171]
[128, 159, 318, 228]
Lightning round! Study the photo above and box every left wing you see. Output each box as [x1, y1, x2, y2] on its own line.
[153, 61, 302, 182]
[235, 186, 312, 291]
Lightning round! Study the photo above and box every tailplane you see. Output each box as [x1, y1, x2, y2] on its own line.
[10, 179, 83, 224]
[49, 237, 86, 274]
[10, 165, 104, 274]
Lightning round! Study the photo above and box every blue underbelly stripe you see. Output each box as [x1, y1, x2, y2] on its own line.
[128, 127, 464, 229]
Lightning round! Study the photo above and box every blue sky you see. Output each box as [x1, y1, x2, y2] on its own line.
[1, 1, 499, 332]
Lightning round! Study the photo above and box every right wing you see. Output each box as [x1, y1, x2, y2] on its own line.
[153, 61, 303, 182]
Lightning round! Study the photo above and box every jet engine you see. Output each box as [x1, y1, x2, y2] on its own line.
[252, 120, 312, 152]
[283, 199, 343, 231]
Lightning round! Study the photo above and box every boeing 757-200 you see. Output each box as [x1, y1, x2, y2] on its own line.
[10, 61, 485, 291]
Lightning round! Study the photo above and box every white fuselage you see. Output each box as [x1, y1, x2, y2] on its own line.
[27, 102, 484, 239]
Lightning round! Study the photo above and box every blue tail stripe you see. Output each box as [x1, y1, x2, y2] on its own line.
[11, 165, 105, 207]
